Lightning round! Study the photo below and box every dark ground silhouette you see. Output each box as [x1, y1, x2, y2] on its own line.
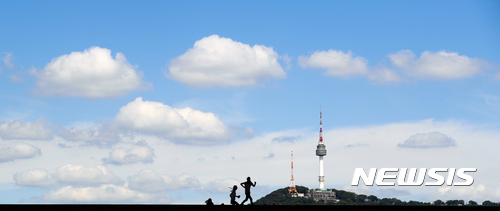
[205, 198, 214, 205]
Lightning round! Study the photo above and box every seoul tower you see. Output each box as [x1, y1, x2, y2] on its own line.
[316, 108, 327, 190]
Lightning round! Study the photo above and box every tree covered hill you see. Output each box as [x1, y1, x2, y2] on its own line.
[254, 186, 317, 205]
[254, 186, 499, 206]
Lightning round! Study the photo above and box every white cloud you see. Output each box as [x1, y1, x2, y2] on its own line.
[14, 165, 122, 187]
[425, 184, 500, 203]
[398, 131, 456, 148]
[33, 46, 150, 98]
[480, 94, 500, 108]
[201, 178, 241, 194]
[128, 169, 200, 192]
[2, 52, 14, 69]
[388, 50, 490, 80]
[282, 54, 292, 70]
[13, 169, 57, 186]
[368, 66, 405, 84]
[0, 143, 41, 162]
[0, 120, 52, 140]
[167, 34, 286, 88]
[387, 49, 415, 70]
[344, 143, 369, 148]
[175, 174, 201, 190]
[263, 151, 275, 159]
[42, 184, 170, 203]
[271, 135, 302, 143]
[102, 146, 155, 165]
[4, 118, 500, 203]
[298, 50, 369, 77]
[114, 97, 229, 145]
[244, 127, 254, 138]
[59, 127, 119, 142]
[54, 164, 123, 185]
[10, 74, 23, 83]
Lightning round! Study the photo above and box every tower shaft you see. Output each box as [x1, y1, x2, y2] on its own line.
[319, 156, 325, 189]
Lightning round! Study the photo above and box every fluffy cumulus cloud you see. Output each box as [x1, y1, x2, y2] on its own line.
[102, 146, 155, 165]
[54, 164, 123, 185]
[0, 120, 52, 140]
[398, 131, 456, 148]
[59, 126, 119, 142]
[42, 184, 170, 203]
[13, 169, 57, 186]
[14, 165, 123, 186]
[298, 50, 369, 77]
[128, 169, 200, 192]
[388, 50, 490, 80]
[201, 178, 241, 194]
[33, 46, 150, 98]
[0, 143, 41, 162]
[167, 34, 286, 88]
[114, 97, 229, 144]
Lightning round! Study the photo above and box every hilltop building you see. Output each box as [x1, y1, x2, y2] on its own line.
[308, 189, 337, 202]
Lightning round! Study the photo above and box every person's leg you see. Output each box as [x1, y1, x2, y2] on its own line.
[241, 194, 250, 205]
[250, 196, 253, 205]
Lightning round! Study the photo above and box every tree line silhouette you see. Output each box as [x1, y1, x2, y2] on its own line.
[254, 185, 500, 206]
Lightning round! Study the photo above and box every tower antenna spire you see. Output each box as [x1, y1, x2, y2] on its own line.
[319, 106, 323, 143]
[289, 149, 298, 195]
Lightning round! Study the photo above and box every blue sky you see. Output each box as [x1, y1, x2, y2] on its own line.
[1, 0, 499, 204]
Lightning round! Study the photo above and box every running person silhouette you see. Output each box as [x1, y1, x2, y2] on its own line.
[230, 185, 240, 205]
[240, 177, 256, 205]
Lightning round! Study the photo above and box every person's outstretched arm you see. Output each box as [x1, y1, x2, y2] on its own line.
[252, 181, 256, 187]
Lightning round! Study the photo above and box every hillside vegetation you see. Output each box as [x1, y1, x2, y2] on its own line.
[254, 186, 499, 206]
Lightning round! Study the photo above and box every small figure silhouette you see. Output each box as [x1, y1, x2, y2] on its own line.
[205, 198, 214, 205]
[240, 177, 256, 205]
[230, 185, 240, 205]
